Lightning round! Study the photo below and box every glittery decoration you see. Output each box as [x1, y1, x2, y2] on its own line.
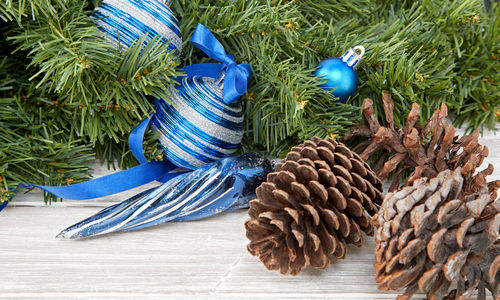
[57, 154, 273, 239]
[93, 0, 182, 52]
[152, 74, 244, 169]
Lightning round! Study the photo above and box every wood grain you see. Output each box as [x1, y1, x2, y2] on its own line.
[2, 124, 498, 299]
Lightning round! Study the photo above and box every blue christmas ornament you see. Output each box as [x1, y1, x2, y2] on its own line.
[152, 73, 245, 169]
[57, 154, 273, 239]
[93, 0, 182, 52]
[314, 46, 365, 102]
[152, 23, 252, 170]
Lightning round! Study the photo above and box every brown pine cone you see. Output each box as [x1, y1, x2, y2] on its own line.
[344, 93, 490, 192]
[245, 136, 384, 275]
[373, 167, 500, 299]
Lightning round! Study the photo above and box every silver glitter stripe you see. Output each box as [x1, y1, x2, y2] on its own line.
[180, 126, 240, 155]
[154, 108, 240, 156]
[95, 6, 145, 45]
[168, 90, 244, 145]
[185, 77, 244, 123]
[105, 0, 182, 50]
[138, 0, 181, 34]
[202, 76, 223, 97]
[100, 0, 182, 50]
[157, 133, 208, 167]
[154, 122, 213, 165]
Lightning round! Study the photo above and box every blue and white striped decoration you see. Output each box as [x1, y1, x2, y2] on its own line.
[57, 154, 273, 239]
[93, 0, 182, 52]
[152, 75, 244, 169]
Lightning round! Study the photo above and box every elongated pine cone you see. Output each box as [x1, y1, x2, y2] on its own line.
[373, 167, 500, 299]
[245, 136, 384, 275]
[344, 93, 489, 192]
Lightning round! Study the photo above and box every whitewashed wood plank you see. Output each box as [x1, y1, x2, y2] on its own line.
[0, 207, 244, 295]
[0, 207, 494, 299]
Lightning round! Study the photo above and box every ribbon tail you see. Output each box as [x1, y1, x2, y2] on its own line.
[128, 115, 153, 164]
[222, 64, 252, 104]
[34, 112, 190, 200]
[34, 160, 177, 200]
[0, 200, 7, 212]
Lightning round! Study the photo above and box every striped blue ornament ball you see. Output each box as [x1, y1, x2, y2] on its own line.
[152, 75, 244, 170]
[93, 0, 182, 53]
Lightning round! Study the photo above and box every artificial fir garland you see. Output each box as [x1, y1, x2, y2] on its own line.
[0, 0, 499, 204]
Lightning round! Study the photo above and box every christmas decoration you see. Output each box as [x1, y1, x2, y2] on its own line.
[152, 74, 244, 169]
[314, 46, 365, 102]
[373, 167, 500, 299]
[151, 23, 251, 169]
[58, 154, 273, 239]
[245, 136, 383, 275]
[93, 0, 182, 52]
[344, 94, 491, 192]
[1, 0, 499, 217]
[0, 2, 498, 297]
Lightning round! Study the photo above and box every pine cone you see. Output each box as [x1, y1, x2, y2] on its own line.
[245, 136, 384, 275]
[344, 94, 490, 192]
[373, 167, 500, 299]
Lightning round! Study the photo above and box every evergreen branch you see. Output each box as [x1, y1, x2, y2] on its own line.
[0, 0, 55, 23]
[0, 0, 498, 206]
[0, 56, 93, 204]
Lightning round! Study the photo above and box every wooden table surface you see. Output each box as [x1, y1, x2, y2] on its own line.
[2, 125, 499, 299]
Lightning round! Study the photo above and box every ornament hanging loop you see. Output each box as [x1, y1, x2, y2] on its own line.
[214, 68, 226, 88]
[341, 45, 365, 69]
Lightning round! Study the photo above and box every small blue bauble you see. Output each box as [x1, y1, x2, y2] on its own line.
[93, 0, 182, 53]
[152, 74, 244, 170]
[315, 46, 365, 102]
[315, 58, 358, 102]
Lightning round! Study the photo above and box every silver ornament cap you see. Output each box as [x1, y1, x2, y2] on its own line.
[341, 45, 365, 69]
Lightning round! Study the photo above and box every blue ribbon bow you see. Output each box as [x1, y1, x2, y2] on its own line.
[185, 24, 252, 104]
[16, 23, 252, 203]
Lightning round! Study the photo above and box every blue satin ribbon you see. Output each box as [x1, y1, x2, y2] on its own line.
[33, 161, 176, 200]
[25, 23, 251, 201]
[0, 200, 7, 212]
[190, 23, 252, 104]
[33, 116, 183, 200]
[128, 116, 152, 164]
